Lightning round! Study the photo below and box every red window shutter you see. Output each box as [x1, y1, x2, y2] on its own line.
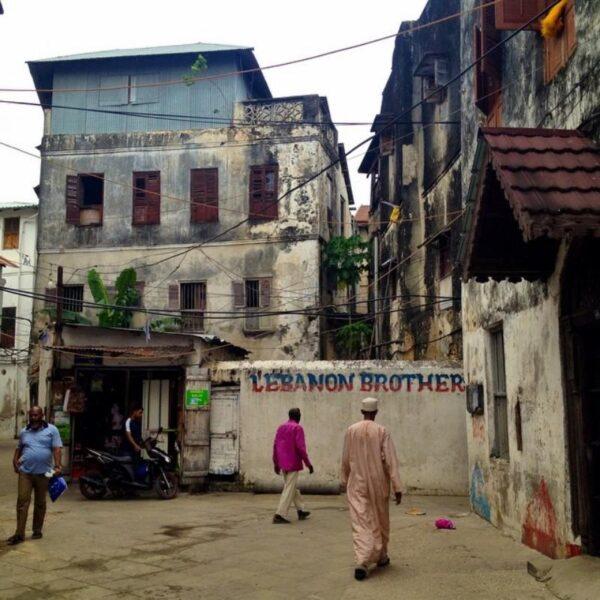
[495, 0, 552, 31]
[474, 4, 503, 116]
[190, 168, 219, 223]
[259, 278, 271, 308]
[168, 284, 180, 310]
[0, 306, 16, 349]
[565, 0, 576, 56]
[544, 0, 576, 83]
[65, 175, 81, 225]
[132, 171, 160, 226]
[145, 171, 161, 225]
[232, 281, 245, 308]
[249, 165, 278, 221]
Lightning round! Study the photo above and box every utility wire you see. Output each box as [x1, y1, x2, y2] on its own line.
[4, 2, 500, 95]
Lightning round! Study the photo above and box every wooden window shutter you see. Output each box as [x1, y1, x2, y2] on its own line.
[232, 281, 245, 308]
[475, 4, 503, 116]
[0, 306, 16, 349]
[495, 0, 552, 31]
[168, 284, 180, 310]
[65, 175, 81, 225]
[249, 165, 278, 221]
[544, 0, 576, 83]
[259, 278, 271, 308]
[190, 168, 219, 223]
[132, 171, 160, 226]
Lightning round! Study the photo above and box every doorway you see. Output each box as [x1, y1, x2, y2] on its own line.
[561, 239, 600, 556]
[209, 387, 240, 477]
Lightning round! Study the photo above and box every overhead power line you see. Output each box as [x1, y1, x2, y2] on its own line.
[3, 2, 500, 95]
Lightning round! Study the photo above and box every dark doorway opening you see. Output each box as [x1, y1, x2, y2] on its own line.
[561, 239, 600, 556]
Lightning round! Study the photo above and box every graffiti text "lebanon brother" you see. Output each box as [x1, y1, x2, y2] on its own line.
[249, 372, 465, 393]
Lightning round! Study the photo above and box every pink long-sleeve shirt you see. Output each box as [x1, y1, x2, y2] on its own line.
[273, 420, 312, 472]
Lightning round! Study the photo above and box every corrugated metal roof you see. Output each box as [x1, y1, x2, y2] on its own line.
[483, 127, 600, 240]
[0, 202, 38, 210]
[29, 42, 253, 64]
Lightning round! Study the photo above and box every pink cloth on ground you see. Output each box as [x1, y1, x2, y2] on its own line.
[435, 518, 455, 530]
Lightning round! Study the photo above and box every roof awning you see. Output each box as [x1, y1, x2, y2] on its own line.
[461, 127, 600, 282]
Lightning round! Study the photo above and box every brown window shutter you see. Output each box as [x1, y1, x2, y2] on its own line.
[259, 278, 271, 308]
[198, 283, 207, 311]
[132, 172, 147, 225]
[168, 284, 180, 310]
[249, 165, 278, 221]
[190, 168, 219, 223]
[232, 281, 245, 308]
[66, 175, 81, 225]
[544, 0, 576, 83]
[132, 171, 160, 226]
[565, 0, 577, 56]
[0, 306, 16, 349]
[146, 171, 161, 225]
[495, 0, 551, 31]
[475, 4, 503, 116]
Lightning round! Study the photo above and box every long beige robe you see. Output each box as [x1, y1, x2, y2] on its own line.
[341, 420, 402, 567]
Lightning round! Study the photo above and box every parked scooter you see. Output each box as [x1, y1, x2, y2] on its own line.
[79, 428, 179, 500]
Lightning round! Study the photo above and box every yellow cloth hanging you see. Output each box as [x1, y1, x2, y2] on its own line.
[390, 206, 401, 223]
[540, 0, 569, 39]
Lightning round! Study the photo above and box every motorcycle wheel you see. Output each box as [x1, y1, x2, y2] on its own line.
[155, 471, 178, 500]
[79, 470, 107, 500]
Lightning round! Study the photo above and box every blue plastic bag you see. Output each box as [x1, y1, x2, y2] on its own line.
[48, 476, 68, 502]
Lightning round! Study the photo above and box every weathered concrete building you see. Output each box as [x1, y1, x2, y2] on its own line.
[27, 42, 354, 484]
[29, 43, 353, 362]
[0, 203, 37, 439]
[460, 0, 600, 558]
[358, 0, 462, 361]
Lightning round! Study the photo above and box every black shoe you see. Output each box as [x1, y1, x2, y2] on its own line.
[6, 535, 24, 546]
[377, 556, 390, 568]
[297, 510, 311, 521]
[354, 567, 367, 581]
[272, 514, 291, 524]
[32, 532, 43, 540]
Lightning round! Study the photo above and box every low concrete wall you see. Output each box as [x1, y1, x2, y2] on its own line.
[212, 361, 468, 495]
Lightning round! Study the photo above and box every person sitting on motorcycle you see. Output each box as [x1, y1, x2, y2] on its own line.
[123, 407, 144, 461]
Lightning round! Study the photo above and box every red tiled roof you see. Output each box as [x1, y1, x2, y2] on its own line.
[354, 205, 370, 224]
[483, 127, 600, 240]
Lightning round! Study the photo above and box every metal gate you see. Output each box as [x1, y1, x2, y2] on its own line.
[142, 379, 170, 451]
[209, 388, 240, 475]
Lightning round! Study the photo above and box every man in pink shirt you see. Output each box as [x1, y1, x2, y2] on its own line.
[272, 408, 314, 524]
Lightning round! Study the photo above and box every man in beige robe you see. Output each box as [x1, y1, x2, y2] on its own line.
[341, 397, 403, 580]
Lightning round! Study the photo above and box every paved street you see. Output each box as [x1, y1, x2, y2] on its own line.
[0, 444, 554, 600]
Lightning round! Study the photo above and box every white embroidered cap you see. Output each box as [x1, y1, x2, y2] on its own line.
[361, 397, 378, 412]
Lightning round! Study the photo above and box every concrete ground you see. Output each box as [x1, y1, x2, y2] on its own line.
[0, 442, 555, 600]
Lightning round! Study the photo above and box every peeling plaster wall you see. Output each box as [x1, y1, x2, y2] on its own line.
[212, 360, 468, 494]
[460, 0, 600, 557]
[369, 0, 462, 361]
[35, 110, 347, 360]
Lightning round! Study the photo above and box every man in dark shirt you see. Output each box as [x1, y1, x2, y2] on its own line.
[124, 407, 144, 459]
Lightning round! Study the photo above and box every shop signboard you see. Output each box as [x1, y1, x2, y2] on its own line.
[185, 389, 210, 409]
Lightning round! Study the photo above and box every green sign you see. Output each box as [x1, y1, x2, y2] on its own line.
[186, 389, 210, 408]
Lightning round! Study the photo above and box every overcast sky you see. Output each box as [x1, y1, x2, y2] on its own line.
[0, 0, 427, 209]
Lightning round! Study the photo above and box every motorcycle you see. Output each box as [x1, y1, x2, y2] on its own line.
[79, 428, 179, 500]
